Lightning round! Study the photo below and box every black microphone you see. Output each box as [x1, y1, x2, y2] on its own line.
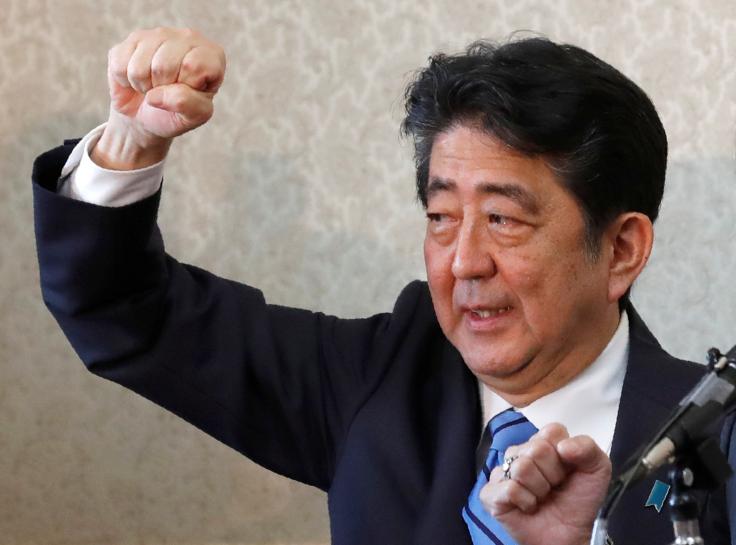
[591, 345, 736, 545]
[629, 345, 736, 483]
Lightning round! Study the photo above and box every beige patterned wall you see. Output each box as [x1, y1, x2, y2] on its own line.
[2, 0, 735, 543]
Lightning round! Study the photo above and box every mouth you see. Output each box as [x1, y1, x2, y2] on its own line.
[468, 306, 512, 319]
[463, 305, 514, 331]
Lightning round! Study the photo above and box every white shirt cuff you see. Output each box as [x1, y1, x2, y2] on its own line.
[57, 123, 165, 207]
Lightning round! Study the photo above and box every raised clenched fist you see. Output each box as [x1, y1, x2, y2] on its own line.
[93, 28, 226, 170]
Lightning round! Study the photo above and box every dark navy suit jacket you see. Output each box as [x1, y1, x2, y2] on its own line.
[32, 140, 736, 545]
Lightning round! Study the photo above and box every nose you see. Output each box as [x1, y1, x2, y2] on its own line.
[451, 219, 496, 280]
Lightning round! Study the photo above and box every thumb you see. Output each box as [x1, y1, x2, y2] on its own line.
[145, 83, 214, 123]
[144, 86, 167, 109]
[557, 436, 611, 476]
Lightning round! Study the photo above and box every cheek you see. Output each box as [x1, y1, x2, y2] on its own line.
[496, 250, 543, 293]
[498, 242, 602, 331]
[424, 239, 451, 283]
[496, 247, 573, 320]
[424, 240, 457, 319]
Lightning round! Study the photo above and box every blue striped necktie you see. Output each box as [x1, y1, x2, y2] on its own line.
[463, 408, 538, 545]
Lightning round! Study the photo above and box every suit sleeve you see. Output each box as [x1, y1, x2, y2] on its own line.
[32, 141, 394, 491]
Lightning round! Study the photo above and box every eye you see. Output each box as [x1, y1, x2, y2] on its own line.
[425, 212, 457, 236]
[489, 214, 513, 226]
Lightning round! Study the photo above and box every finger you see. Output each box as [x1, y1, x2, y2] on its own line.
[517, 437, 567, 488]
[108, 38, 138, 90]
[145, 83, 214, 124]
[150, 39, 193, 89]
[533, 422, 569, 447]
[127, 36, 166, 94]
[506, 454, 552, 498]
[178, 45, 226, 92]
[489, 462, 506, 486]
[480, 478, 538, 516]
[557, 435, 611, 475]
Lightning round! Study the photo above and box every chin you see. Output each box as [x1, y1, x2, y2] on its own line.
[460, 347, 532, 380]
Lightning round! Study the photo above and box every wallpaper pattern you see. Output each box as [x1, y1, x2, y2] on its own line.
[2, 0, 735, 543]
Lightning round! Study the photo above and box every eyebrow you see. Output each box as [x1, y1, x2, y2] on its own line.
[426, 177, 541, 214]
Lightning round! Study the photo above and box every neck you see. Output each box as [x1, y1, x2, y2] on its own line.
[483, 306, 622, 407]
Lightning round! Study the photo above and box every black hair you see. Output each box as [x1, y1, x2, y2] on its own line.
[401, 37, 667, 264]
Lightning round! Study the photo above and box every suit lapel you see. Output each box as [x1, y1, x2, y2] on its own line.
[608, 305, 706, 544]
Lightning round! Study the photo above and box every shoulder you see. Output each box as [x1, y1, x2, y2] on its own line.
[625, 304, 707, 402]
[384, 280, 445, 340]
[391, 280, 435, 318]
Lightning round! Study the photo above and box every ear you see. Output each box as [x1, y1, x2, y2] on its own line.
[604, 212, 654, 304]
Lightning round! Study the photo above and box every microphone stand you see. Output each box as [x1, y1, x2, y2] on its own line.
[666, 433, 731, 545]
[668, 464, 703, 545]
[590, 347, 736, 545]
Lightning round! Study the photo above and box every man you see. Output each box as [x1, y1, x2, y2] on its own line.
[32, 28, 735, 544]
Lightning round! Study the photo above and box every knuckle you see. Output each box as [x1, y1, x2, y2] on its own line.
[549, 465, 568, 485]
[478, 482, 492, 501]
[171, 87, 189, 111]
[527, 439, 554, 459]
[539, 479, 552, 496]
[108, 46, 125, 66]
[150, 61, 171, 78]
[478, 482, 500, 507]
[577, 435, 596, 449]
[505, 480, 525, 502]
[127, 65, 148, 81]
[170, 90, 187, 110]
[110, 65, 127, 80]
[546, 422, 568, 435]
[108, 58, 124, 76]
[181, 55, 204, 75]
[509, 483, 536, 511]
[489, 465, 504, 480]
[513, 457, 534, 479]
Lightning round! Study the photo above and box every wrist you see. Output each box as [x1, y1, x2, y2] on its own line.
[90, 112, 171, 170]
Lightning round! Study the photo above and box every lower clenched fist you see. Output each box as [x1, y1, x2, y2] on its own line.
[481, 423, 612, 545]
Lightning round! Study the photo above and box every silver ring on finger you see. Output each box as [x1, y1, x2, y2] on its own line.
[501, 455, 519, 481]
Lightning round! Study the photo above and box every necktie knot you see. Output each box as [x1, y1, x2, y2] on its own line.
[486, 408, 537, 459]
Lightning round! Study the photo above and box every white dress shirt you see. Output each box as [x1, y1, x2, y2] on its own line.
[60, 123, 630, 456]
[58, 123, 164, 206]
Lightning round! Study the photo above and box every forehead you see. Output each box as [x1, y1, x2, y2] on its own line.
[427, 125, 562, 207]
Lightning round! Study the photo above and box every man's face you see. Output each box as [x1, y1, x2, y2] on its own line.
[424, 124, 618, 401]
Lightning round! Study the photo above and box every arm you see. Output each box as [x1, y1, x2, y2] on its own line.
[33, 28, 391, 491]
[57, 124, 164, 206]
[34, 138, 392, 490]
